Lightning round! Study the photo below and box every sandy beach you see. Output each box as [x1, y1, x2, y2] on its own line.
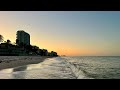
[0, 56, 52, 70]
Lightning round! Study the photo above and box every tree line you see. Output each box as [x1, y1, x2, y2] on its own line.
[0, 34, 58, 56]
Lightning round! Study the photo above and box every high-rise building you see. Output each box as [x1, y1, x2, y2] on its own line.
[16, 30, 30, 46]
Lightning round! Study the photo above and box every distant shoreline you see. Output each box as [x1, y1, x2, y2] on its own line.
[0, 56, 56, 70]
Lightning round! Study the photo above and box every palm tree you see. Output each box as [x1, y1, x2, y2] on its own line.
[0, 34, 4, 43]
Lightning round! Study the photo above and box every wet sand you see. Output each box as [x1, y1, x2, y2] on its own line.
[0, 56, 52, 70]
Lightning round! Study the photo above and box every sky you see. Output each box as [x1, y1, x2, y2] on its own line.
[0, 11, 120, 56]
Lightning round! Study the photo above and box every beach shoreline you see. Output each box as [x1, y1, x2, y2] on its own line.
[0, 56, 54, 70]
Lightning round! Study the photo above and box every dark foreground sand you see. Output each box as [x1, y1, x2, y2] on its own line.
[0, 56, 52, 70]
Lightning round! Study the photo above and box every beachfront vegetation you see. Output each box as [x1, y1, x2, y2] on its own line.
[0, 34, 58, 56]
[0, 35, 4, 43]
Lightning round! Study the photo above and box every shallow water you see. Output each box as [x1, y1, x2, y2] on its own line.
[0, 56, 120, 79]
[64, 56, 120, 79]
[0, 57, 79, 79]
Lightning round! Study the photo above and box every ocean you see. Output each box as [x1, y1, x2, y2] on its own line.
[0, 56, 120, 79]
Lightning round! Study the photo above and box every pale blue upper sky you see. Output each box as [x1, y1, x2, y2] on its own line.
[0, 11, 120, 56]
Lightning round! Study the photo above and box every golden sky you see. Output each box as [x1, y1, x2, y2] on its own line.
[0, 11, 120, 56]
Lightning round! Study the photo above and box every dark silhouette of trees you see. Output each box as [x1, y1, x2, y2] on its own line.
[37, 49, 43, 56]
[7, 39, 11, 44]
[31, 45, 39, 54]
[0, 35, 4, 43]
[50, 51, 58, 56]
[42, 49, 48, 56]
[0, 33, 59, 56]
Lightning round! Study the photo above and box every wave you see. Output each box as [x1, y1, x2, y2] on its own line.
[62, 57, 94, 79]
[0, 56, 94, 79]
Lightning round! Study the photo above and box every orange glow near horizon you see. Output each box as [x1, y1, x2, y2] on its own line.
[0, 28, 120, 56]
[0, 11, 120, 56]
[0, 29, 119, 56]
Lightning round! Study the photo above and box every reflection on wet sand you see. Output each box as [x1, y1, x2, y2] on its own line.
[13, 66, 27, 72]
[0, 57, 77, 79]
[12, 66, 28, 79]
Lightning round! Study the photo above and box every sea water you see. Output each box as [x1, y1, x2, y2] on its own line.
[0, 56, 120, 79]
